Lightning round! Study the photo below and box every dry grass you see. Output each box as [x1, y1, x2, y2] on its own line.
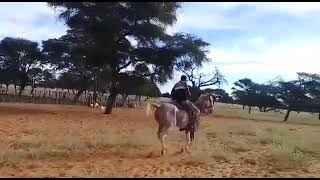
[0, 126, 124, 169]
[188, 133, 216, 166]
[0, 124, 163, 170]
[188, 131, 238, 166]
[196, 119, 320, 172]
[82, 164, 102, 178]
[123, 130, 159, 148]
[268, 144, 310, 171]
[214, 103, 320, 126]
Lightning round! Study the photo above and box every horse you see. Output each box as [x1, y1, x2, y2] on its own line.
[145, 93, 215, 155]
[195, 93, 216, 115]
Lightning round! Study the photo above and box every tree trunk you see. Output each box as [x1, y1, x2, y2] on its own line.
[87, 93, 92, 107]
[14, 84, 17, 94]
[18, 81, 27, 96]
[138, 95, 142, 106]
[266, 108, 275, 112]
[242, 105, 245, 110]
[31, 86, 35, 96]
[318, 113, 320, 120]
[74, 89, 85, 102]
[122, 94, 128, 107]
[93, 91, 98, 103]
[104, 81, 118, 114]
[283, 108, 291, 122]
[5, 84, 9, 94]
[263, 107, 267, 112]
[259, 106, 263, 112]
[105, 92, 117, 114]
[248, 106, 252, 114]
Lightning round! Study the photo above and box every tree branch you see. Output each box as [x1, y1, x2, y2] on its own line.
[198, 79, 220, 87]
[139, 71, 157, 77]
[117, 60, 132, 71]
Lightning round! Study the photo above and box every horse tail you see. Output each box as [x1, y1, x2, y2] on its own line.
[145, 102, 160, 117]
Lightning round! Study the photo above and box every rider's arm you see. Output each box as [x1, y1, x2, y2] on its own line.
[183, 82, 191, 99]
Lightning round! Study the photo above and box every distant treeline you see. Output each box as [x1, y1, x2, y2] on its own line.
[162, 73, 320, 121]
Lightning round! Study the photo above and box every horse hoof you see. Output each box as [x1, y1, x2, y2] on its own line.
[180, 148, 184, 153]
[161, 149, 166, 155]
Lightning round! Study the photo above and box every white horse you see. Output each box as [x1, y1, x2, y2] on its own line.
[145, 93, 215, 155]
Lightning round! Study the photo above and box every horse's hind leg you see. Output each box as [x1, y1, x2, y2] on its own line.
[183, 131, 191, 153]
[158, 127, 168, 155]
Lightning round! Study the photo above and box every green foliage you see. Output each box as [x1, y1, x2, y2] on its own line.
[45, 2, 210, 113]
[231, 72, 320, 121]
[0, 37, 45, 94]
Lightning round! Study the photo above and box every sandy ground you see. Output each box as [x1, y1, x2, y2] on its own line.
[0, 102, 319, 178]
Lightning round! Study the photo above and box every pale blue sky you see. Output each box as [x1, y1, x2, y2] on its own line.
[1, 2, 320, 94]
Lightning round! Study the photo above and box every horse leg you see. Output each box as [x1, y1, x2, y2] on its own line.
[184, 130, 191, 153]
[158, 127, 168, 155]
[190, 129, 195, 142]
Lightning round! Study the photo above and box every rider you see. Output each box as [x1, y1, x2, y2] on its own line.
[171, 75, 197, 131]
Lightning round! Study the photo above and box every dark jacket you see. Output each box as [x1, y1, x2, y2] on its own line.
[171, 80, 190, 103]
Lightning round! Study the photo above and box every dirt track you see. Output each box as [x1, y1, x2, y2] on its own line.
[0, 103, 319, 178]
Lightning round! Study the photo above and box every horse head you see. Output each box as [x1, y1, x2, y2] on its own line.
[195, 93, 216, 115]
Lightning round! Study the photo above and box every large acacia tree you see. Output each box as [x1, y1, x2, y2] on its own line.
[231, 78, 258, 114]
[0, 37, 44, 96]
[47, 2, 210, 114]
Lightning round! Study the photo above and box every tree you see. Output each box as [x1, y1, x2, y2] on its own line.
[276, 80, 311, 122]
[0, 37, 44, 96]
[136, 80, 162, 98]
[0, 66, 18, 94]
[232, 78, 257, 114]
[117, 75, 162, 105]
[254, 84, 281, 112]
[298, 72, 320, 100]
[177, 62, 227, 102]
[231, 78, 283, 114]
[42, 38, 95, 101]
[271, 73, 320, 121]
[297, 72, 320, 119]
[48, 2, 210, 114]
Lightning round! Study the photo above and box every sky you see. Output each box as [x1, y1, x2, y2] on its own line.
[1, 2, 320, 94]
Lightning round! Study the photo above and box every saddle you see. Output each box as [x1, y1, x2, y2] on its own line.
[170, 101, 194, 131]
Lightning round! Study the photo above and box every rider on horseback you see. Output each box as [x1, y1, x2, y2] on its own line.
[171, 75, 198, 131]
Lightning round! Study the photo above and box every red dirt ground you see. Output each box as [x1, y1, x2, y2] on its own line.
[0, 102, 319, 178]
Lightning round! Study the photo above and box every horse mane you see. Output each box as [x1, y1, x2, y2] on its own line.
[197, 93, 212, 103]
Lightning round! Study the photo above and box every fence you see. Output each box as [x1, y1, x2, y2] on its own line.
[0, 84, 159, 107]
